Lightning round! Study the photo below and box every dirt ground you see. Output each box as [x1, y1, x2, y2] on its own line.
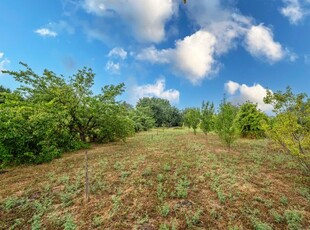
[0, 128, 309, 229]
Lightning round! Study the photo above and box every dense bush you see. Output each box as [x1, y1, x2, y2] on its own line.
[236, 102, 268, 139]
[0, 63, 134, 167]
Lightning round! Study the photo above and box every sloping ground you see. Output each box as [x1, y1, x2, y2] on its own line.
[0, 129, 309, 229]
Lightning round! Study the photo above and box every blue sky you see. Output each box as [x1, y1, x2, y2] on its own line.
[0, 0, 310, 111]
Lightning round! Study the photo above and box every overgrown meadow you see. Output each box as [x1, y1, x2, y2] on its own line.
[0, 129, 309, 229]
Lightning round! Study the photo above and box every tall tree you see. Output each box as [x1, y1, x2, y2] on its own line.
[136, 97, 181, 127]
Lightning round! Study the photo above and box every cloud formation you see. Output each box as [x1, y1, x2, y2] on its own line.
[280, 0, 308, 24]
[244, 24, 285, 63]
[225, 80, 273, 112]
[108, 47, 127, 60]
[35, 28, 58, 37]
[135, 0, 292, 84]
[136, 30, 217, 85]
[105, 61, 120, 73]
[83, 0, 176, 43]
[132, 78, 180, 104]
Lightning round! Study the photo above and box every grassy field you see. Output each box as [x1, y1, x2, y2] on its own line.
[0, 128, 309, 230]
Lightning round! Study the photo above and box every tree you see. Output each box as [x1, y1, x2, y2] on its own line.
[215, 98, 239, 152]
[263, 87, 310, 173]
[200, 101, 215, 138]
[236, 102, 268, 139]
[183, 108, 200, 135]
[0, 63, 134, 166]
[136, 97, 181, 128]
[130, 106, 155, 132]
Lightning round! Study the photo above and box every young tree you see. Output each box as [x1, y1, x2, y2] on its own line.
[183, 108, 201, 135]
[200, 101, 215, 138]
[263, 87, 310, 173]
[215, 99, 239, 152]
[236, 101, 268, 138]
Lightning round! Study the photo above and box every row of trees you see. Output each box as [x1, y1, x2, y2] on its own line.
[184, 100, 267, 145]
[0, 64, 183, 167]
[183, 89, 309, 174]
[1, 64, 309, 173]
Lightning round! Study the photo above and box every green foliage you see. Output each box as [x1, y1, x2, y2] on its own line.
[200, 101, 215, 136]
[0, 63, 134, 166]
[236, 102, 268, 138]
[0, 85, 11, 104]
[130, 106, 155, 132]
[284, 210, 303, 230]
[215, 98, 239, 151]
[263, 87, 310, 173]
[183, 108, 201, 134]
[136, 97, 181, 127]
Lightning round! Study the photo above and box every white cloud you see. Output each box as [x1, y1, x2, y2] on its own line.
[132, 78, 180, 104]
[225, 80, 240, 95]
[136, 30, 218, 85]
[105, 61, 120, 72]
[281, 0, 305, 24]
[35, 28, 58, 37]
[35, 21, 74, 38]
[244, 24, 285, 63]
[108, 47, 127, 60]
[0, 53, 10, 74]
[225, 81, 273, 112]
[83, 0, 176, 43]
[173, 30, 217, 84]
[136, 46, 172, 64]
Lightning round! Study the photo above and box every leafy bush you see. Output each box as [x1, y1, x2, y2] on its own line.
[236, 102, 268, 139]
[264, 87, 310, 173]
[0, 63, 134, 166]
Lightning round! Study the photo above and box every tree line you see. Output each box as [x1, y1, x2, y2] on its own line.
[0, 64, 309, 174]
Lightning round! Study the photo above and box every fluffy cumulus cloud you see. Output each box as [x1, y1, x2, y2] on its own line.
[244, 24, 285, 63]
[108, 47, 127, 60]
[135, 0, 292, 84]
[105, 61, 120, 73]
[132, 79, 180, 104]
[173, 31, 217, 84]
[136, 30, 217, 85]
[83, 0, 175, 43]
[225, 81, 273, 112]
[225, 80, 240, 95]
[0, 52, 10, 74]
[280, 0, 309, 24]
[35, 28, 58, 37]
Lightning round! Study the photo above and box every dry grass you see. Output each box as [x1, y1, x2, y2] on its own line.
[0, 128, 309, 229]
